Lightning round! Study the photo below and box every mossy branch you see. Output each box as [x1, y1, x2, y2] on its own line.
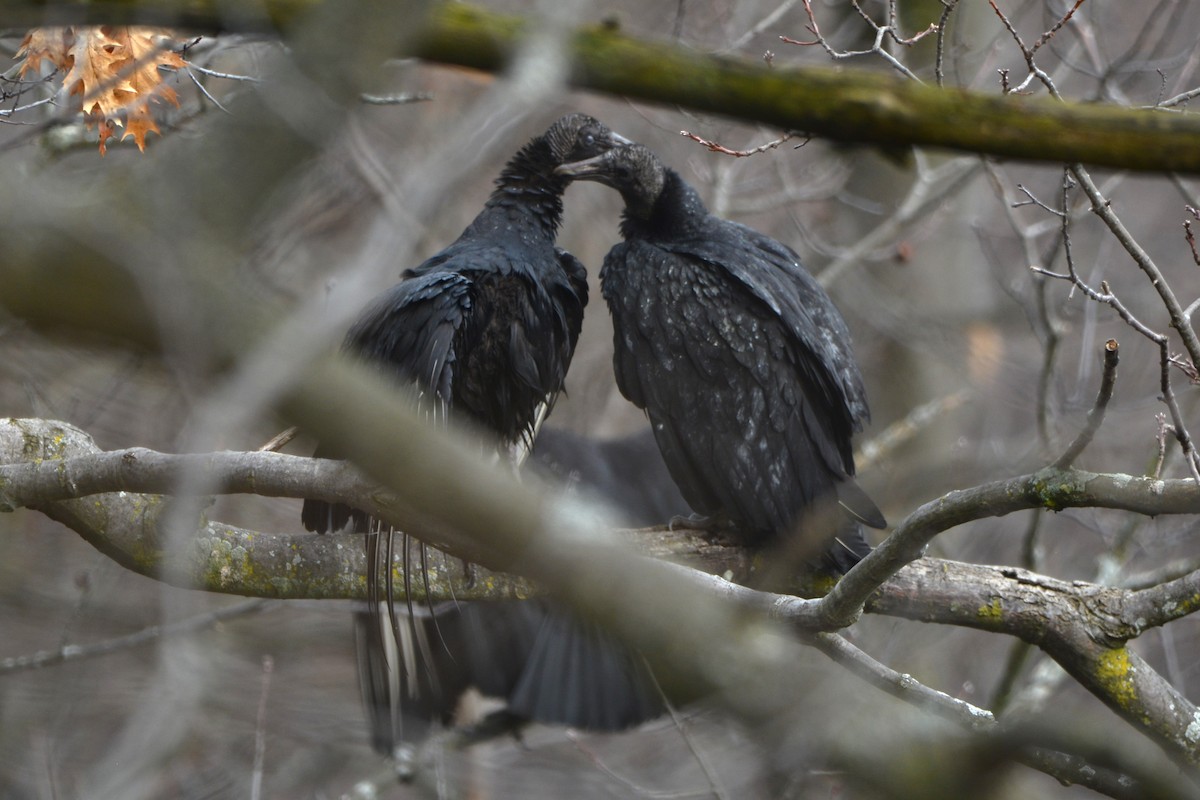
[0, 417, 740, 600]
[413, 4, 1200, 174]
[6, 415, 1200, 770]
[7, 2, 1200, 173]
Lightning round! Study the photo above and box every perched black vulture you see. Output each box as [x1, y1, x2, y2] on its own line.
[557, 144, 885, 573]
[302, 115, 661, 754]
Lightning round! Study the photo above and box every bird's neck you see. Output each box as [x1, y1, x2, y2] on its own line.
[478, 140, 567, 239]
[620, 169, 707, 240]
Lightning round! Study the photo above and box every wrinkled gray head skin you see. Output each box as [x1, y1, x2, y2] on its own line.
[555, 143, 667, 220]
[541, 113, 633, 167]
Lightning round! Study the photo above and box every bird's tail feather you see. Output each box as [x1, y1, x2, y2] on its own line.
[823, 521, 874, 574]
[498, 603, 665, 730]
[836, 477, 886, 530]
[356, 600, 665, 754]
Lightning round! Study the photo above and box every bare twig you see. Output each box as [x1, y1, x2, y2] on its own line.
[1152, 85, 1200, 109]
[722, 0, 802, 54]
[1029, 0, 1089, 55]
[1012, 183, 1066, 216]
[819, 153, 981, 288]
[1073, 165, 1200, 376]
[360, 91, 434, 105]
[1052, 338, 1119, 470]
[1187, 232, 1200, 274]
[1122, 555, 1200, 591]
[185, 67, 232, 114]
[783, 0, 939, 82]
[184, 63, 262, 82]
[0, 94, 56, 118]
[808, 632, 993, 729]
[987, 0, 1087, 94]
[257, 426, 298, 452]
[856, 389, 971, 471]
[0, 599, 268, 675]
[1154, 413, 1172, 480]
[250, 654, 274, 800]
[679, 129, 806, 157]
[1029, 266, 1200, 480]
[934, 0, 961, 88]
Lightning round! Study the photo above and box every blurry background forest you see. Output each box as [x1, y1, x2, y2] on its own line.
[3, 1, 1200, 797]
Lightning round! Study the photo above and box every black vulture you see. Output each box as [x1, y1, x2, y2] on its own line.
[557, 143, 885, 573]
[301, 115, 662, 755]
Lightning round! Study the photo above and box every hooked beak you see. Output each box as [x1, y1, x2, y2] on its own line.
[555, 151, 611, 179]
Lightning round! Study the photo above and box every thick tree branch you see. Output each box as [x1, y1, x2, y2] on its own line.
[7, 416, 1200, 634]
[7, 417, 1200, 611]
[0, 418, 747, 597]
[874, 559, 1200, 770]
[810, 464, 1200, 630]
[804, 634, 1191, 800]
[7, 2, 1200, 173]
[6, 416, 1200, 771]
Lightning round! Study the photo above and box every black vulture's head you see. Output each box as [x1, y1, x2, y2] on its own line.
[542, 113, 632, 168]
[554, 143, 666, 220]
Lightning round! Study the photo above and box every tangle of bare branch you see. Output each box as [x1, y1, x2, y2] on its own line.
[782, 0, 939, 82]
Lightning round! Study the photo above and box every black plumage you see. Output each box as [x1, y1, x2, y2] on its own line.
[302, 116, 602, 535]
[393, 600, 663, 735]
[557, 144, 885, 573]
[301, 115, 662, 753]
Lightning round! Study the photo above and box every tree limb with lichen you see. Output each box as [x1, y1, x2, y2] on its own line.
[5, 2, 1200, 173]
[5, 415, 1200, 773]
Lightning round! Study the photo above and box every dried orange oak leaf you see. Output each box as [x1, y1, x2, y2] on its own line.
[14, 27, 73, 74]
[16, 26, 186, 154]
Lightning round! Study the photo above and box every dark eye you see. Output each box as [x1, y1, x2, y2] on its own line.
[582, 133, 596, 148]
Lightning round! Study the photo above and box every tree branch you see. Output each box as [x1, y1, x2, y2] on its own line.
[8, 416, 1200, 624]
[808, 464, 1200, 631]
[874, 559, 1200, 769]
[7, 416, 1200, 770]
[807, 631, 994, 729]
[8, 416, 1200, 607]
[7, 2, 1200, 173]
[1053, 339, 1119, 469]
[0, 598, 269, 674]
